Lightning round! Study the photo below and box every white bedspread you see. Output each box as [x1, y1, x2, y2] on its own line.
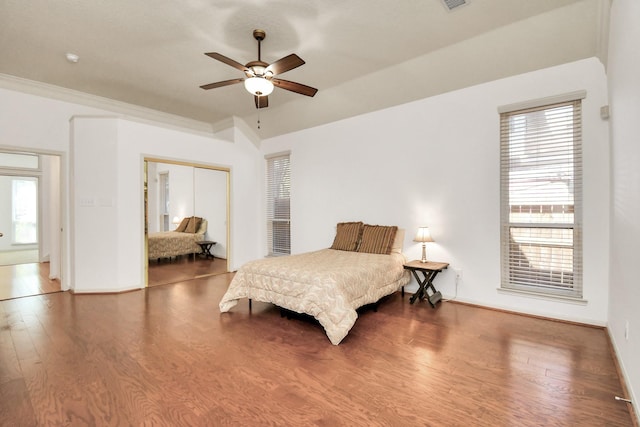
[219, 249, 410, 345]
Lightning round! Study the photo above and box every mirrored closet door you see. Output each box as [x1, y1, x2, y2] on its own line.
[144, 159, 230, 287]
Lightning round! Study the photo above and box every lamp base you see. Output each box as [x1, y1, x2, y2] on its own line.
[420, 243, 428, 263]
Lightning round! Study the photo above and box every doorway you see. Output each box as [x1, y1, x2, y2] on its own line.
[144, 158, 230, 287]
[0, 150, 63, 300]
[0, 175, 39, 265]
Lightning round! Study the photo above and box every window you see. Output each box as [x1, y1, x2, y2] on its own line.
[12, 177, 38, 244]
[500, 98, 582, 298]
[266, 153, 291, 256]
[159, 172, 170, 231]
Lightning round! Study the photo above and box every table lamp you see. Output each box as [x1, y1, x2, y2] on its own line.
[414, 227, 434, 263]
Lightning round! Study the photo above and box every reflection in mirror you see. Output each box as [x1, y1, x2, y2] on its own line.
[145, 161, 229, 287]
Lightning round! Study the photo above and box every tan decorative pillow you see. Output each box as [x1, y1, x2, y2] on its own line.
[391, 228, 405, 253]
[175, 217, 190, 232]
[357, 224, 398, 255]
[330, 221, 364, 251]
[185, 216, 203, 234]
[196, 219, 207, 235]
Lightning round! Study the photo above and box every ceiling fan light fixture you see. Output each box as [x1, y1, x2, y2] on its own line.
[244, 76, 274, 96]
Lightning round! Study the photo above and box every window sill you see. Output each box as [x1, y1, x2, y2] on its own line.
[497, 287, 588, 305]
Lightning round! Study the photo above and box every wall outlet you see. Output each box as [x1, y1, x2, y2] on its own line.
[625, 321, 629, 341]
[454, 268, 463, 279]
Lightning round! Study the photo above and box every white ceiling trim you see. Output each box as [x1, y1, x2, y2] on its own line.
[595, 0, 612, 69]
[0, 73, 218, 139]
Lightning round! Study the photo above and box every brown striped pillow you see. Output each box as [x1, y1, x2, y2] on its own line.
[175, 217, 190, 232]
[330, 222, 364, 251]
[357, 225, 398, 255]
[185, 216, 203, 233]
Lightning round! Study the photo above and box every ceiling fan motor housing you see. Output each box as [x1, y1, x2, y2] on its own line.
[245, 60, 271, 78]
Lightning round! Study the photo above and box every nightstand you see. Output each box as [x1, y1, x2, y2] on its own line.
[403, 260, 449, 307]
[197, 240, 216, 259]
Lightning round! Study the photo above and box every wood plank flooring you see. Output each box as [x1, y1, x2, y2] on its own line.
[0, 263, 60, 301]
[0, 256, 228, 301]
[0, 274, 635, 426]
[147, 256, 228, 288]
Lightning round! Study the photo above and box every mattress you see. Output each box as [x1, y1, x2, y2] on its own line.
[219, 248, 410, 344]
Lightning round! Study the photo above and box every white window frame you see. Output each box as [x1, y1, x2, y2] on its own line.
[266, 152, 291, 256]
[159, 171, 170, 231]
[499, 93, 584, 299]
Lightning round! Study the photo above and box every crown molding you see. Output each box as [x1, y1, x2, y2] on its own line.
[595, 0, 611, 70]
[0, 73, 222, 138]
[497, 90, 587, 114]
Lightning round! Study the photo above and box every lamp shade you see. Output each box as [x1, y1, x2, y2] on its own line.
[244, 77, 274, 96]
[414, 227, 434, 243]
[172, 216, 180, 224]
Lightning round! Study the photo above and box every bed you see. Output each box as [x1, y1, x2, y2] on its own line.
[148, 217, 207, 261]
[219, 222, 410, 345]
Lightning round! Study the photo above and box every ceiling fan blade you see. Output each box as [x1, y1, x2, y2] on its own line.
[272, 78, 318, 97]
[254, 95, 269, 109]
[204, 52, 248, 72]
[200, 78, 244, 90]
[266, 54, 305, 75]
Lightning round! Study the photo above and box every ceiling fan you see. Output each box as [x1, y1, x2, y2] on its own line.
[200, 29, 318, 109]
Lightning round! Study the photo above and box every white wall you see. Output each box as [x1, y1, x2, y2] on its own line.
[69, 116, 261, 292]
[194, 167, 228, 259]
[607, 0, 640, 414]
[262, 58, 610, 326]
[43, 154, 62, 279]
[39, 155, 51, 261]
[0, 88, 118, 288]
[113, 118, 261, 290]
[0, 86, 263, 292]
[69, 117, 119, 291]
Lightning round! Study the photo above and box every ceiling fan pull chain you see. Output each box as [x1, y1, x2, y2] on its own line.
[257, 107, 261, 129]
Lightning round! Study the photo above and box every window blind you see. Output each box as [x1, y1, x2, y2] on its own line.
[266, 153, 291, 256]
[500, 99, 583, 298]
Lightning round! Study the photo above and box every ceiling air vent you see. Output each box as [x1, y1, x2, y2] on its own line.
[441, 0, 467, 11]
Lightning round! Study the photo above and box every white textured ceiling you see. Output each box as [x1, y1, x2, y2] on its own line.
[0, 0, 608, 139]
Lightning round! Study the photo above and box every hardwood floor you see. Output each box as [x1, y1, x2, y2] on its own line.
[0, 256, 226, 301]
[147, 256, 228, 287]
[0, 274, 635, 426]
[0, 262, 61, 301]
